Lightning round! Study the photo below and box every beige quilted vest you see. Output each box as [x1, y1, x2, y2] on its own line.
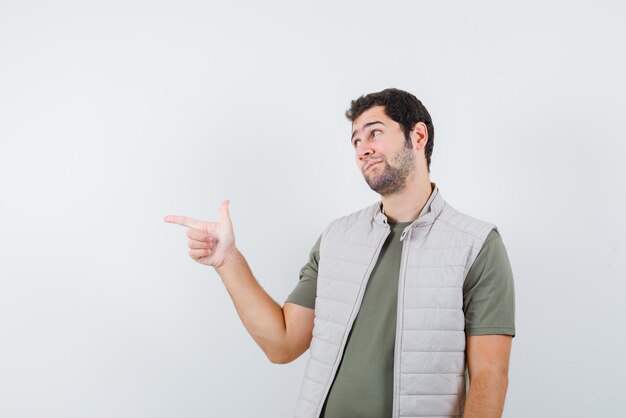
[295, 186, 495, 418]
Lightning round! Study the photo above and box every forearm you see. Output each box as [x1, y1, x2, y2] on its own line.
[463, 371, 508, 418]
[215, 248, 289, 362]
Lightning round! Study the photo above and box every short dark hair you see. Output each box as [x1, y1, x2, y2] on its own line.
[345, 88, 434, 171]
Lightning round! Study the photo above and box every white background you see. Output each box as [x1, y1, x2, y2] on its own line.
[1, 1, 625, 417]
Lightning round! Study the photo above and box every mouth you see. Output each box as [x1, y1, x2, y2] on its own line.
[365, 161, 382, 171]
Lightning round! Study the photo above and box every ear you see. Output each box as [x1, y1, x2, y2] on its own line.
[410, 122, 429, 150]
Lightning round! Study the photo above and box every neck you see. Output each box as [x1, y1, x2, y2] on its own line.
[381, 172, 433, 223]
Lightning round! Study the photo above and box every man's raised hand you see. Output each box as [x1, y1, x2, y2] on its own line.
[164, 200, 236, 269]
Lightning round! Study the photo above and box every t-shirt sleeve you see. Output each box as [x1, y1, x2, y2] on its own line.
[463, 228, 516, 337]
[285, 234, 321, 310]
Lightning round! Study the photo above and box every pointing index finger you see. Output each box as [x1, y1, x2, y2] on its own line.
[163, 215, 205, 229]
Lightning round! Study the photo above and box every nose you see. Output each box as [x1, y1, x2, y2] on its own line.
[356, 141, 374, 160]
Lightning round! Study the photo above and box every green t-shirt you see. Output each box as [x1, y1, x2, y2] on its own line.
[286, 223, 515, 418]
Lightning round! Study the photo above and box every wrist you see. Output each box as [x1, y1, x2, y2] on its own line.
[215, 247, 240, 273]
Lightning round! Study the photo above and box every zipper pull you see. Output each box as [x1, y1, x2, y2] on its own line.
[400, 229, 408, 241]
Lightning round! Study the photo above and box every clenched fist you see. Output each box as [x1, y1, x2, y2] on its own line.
[164, 200, 236, 269]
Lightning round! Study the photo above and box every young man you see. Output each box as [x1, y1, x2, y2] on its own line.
[165, 88, 515, 418]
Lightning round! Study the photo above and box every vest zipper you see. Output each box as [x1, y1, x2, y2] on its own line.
[392, 226, 413, 418]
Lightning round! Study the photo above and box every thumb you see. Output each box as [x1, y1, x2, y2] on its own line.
[219, 199, 232, 226]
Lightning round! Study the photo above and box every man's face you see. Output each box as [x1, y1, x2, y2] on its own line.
[351, 106, 416, 196]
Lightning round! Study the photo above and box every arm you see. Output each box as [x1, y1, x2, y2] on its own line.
[215, 249, 314, 363]
[165, 200, 315, 364]
[463, 335, 512, 418]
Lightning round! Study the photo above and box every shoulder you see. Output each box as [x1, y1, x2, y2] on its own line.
[321, 201, 379, 236]
[436, 201, 497, 242]
[473, 228, 510, 265]
[464, 227, 513, 292]
[326, 202, 378, 228]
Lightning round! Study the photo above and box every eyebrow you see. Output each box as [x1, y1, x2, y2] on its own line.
[351, 121, 385, 140]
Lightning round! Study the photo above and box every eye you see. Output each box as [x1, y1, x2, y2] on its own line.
[353, 130, 381, 148]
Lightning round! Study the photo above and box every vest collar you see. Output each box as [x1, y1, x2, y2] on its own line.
[373, 182, 445, 229]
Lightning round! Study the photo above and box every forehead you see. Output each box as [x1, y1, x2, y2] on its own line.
[352, 105, 391, 128]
